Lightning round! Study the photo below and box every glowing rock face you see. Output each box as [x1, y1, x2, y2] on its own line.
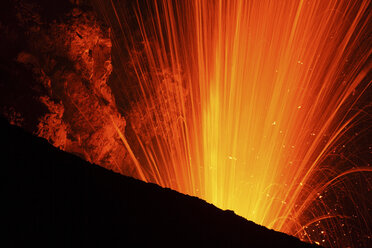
[3, 3, 135, 175]
[35, 11, 134, 175]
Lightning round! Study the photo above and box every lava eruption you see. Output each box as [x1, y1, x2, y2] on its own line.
[1, 0, 371, 247]
[95, 0, 372, 246]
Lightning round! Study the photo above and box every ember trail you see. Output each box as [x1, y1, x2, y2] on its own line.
[94, 0, 371, 246]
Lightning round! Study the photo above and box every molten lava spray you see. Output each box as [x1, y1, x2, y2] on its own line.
[94, 0, 371, 246]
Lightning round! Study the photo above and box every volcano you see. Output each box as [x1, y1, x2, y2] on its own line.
[0, 117, 320, 247]
[0, 0, 371, 247]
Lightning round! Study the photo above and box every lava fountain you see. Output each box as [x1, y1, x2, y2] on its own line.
[94, 0, 371, 246]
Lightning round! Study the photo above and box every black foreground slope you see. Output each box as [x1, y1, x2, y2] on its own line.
[0, 118, 320, 248]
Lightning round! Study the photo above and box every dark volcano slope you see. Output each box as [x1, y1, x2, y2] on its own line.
[0, 118, 320, 248]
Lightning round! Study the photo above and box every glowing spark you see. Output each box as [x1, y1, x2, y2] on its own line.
[94, 0, 372, 246]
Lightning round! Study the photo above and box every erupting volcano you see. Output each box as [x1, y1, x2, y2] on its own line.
[1, 0, 371, 247]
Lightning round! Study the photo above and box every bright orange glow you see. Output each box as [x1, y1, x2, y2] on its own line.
[95, 0, 371, 246]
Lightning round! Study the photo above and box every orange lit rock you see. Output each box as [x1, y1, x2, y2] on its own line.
[1, 0, 137, 177]
[36, 96, 68, 150]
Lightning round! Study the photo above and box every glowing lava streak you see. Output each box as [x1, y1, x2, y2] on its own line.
[96, 0, 371, 246]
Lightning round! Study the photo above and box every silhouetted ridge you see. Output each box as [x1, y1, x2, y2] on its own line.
[0, 118, 320, 247]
